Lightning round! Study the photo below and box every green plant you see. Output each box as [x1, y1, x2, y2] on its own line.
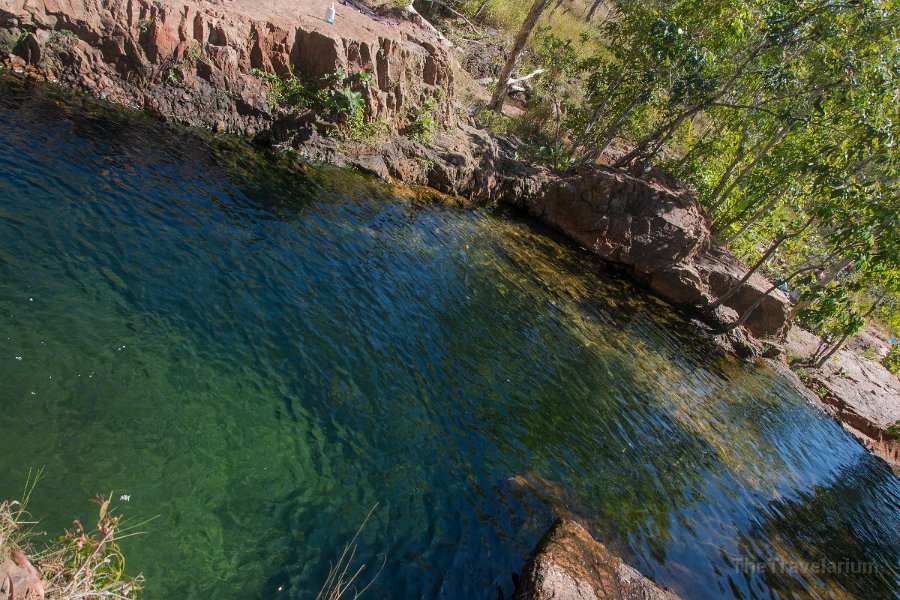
[330, 85, 366, 117]
[165, 62, 180, 86]
[415, 156, 435, 171]
[136, 19, 152, 33]
[14, 24, 35, 48]
[886, 420, 900, 439]
[320, 69, 369, 117]
[252, 66, 316, 109]
[55, 29, 77, 42]
[1, 472, 145, 599]
[476, 108, 516, 136]
[410, 95, 438, 141]
[184, 44, 212, 67]
[346, 117, 389, 144]
[882, 344, 900, 375]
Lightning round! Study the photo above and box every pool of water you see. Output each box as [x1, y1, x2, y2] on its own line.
[0, 79, 898, 599]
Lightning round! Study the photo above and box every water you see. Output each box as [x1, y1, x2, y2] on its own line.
[0, 79, 897, 599]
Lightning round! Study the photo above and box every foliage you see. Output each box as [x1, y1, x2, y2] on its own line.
[476, 108, 516, 135]
[454, 0, 899, 344]
[886, 420, 900, 439]
[1, 474, 145, 599]
[54, 29, 77, 42]
[252, 66, 317, 109]
[882, 344, 900, 375]
[410, 94, 439, 141]
[251, 67, 387, 141]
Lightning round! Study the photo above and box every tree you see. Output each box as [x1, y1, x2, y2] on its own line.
[489, 0, 549, 111]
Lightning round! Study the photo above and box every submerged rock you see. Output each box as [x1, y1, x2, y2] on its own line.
[516, 520, 681, 600]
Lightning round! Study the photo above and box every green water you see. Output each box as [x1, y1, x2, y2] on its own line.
[0, 80, 897, 599]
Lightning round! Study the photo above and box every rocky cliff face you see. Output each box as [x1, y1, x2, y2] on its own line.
[0, 0, 791, 346]
[0, 0, 454, 133]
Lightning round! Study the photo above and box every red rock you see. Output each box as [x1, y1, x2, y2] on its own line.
[0, 0, 455, 129]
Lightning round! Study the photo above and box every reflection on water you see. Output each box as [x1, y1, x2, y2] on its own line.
[0, 78, 897, 599]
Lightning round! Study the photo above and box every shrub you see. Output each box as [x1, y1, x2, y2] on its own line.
[0, 474, 144, 599]
[252, 67, 317, 109]
[882, 344, 900, 375]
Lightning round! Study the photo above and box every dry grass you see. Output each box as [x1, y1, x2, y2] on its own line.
[0, 471, 146, 600]
[3, 474, 382, 600]
[315, 504, 385, 600]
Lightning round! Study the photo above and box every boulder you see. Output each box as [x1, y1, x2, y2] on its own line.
[516, 520, 681, 600]
[696, 248, 791, 339]
[526, 166, 710, 275]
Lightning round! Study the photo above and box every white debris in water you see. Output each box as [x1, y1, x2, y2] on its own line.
[15, 356, 22, 361]
[119, 495, 131, 502]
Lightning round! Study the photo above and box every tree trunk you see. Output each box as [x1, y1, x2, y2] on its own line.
[673, 119, 717, 171]
[571, 71, 627, 160]
[708, 122, 790, 212]
[612, 106, 699, 168]
[718, 262, 822, 334]
[708, 215, 814, 311]
[581, 94, 642, 164]
[473, 0, 491, 19]
[705, 126, 750, 208]
[613, 41, 768, 168]
[814, 292, 885, 368]
[489, 0, 548, 111]
[814, 331, 852, 368]
[722, 195, 780, 244]
[790, 256, 855, 316]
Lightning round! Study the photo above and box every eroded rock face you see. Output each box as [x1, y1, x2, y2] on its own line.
[527, 166, 711, 275]
[696, 248, 791, 339]
[504, 161, 790, 341]
[0, 0, 455, 133]
[516, 520, 681, 600]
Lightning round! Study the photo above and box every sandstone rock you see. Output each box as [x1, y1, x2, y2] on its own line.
[783, 326, 900, 472]
[0, 550, 45, 600]
[696, 248, 791, 339]
[516, 520, 681, 600]
[0, 0, 455, 131]
[527, 165, 710, 275]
